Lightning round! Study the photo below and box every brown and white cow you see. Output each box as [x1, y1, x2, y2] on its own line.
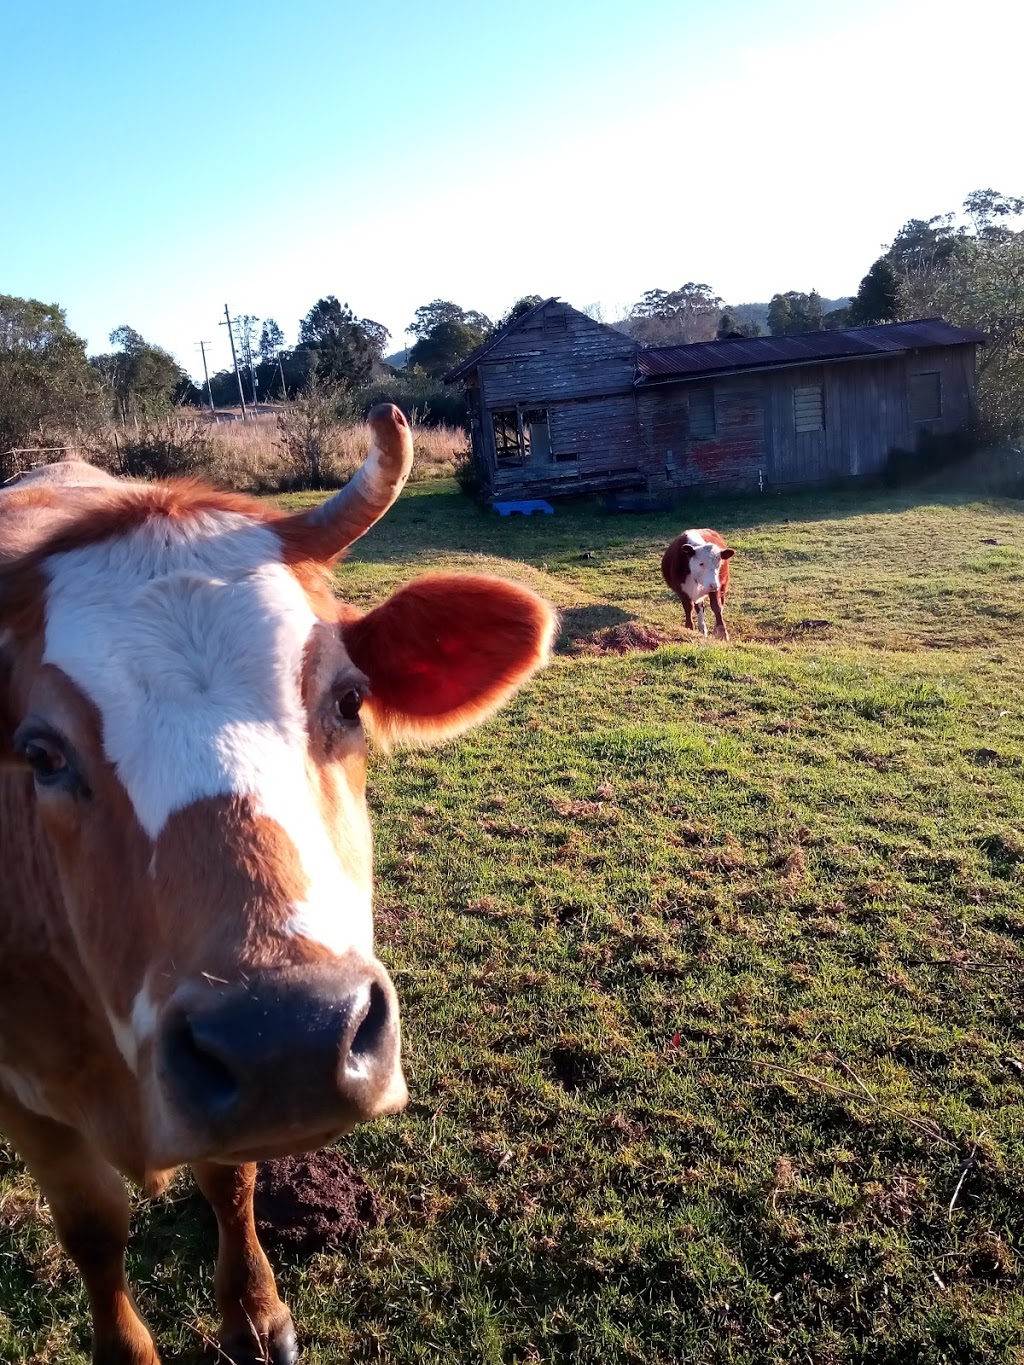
[661, 528, 736, 641]
[0, 405, 555, 1365]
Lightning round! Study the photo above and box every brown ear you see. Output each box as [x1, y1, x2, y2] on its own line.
[720, 547, 735, 560]
[342, 573, 556, 747]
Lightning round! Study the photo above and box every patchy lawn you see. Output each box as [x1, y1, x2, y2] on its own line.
[3, 481, 1024, 1363]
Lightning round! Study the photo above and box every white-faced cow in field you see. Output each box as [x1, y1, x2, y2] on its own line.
[661, 528, 736, 641]
[0, 406, 555, 1365]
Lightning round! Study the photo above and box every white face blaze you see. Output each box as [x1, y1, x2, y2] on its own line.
[682, 530, 724, 600]
[40, 509, 374, 960]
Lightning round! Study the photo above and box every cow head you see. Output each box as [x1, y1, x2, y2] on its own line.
[685, 538, 735, 595]
[0, 407, 555, 1166]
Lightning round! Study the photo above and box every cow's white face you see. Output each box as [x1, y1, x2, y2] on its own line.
[684, 535, 733, 597]
[41, 511, 376, 963]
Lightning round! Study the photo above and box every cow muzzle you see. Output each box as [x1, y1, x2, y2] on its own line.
[154, 959, 407, 1161]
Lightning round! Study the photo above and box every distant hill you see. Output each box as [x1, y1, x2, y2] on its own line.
[384, 347, 411, 369]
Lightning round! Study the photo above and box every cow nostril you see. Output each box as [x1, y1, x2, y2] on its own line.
[164, 1015, 240, 1115]
[347, 982, 390, 1078]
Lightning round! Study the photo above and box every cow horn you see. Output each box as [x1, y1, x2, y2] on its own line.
[277, 403, 414, 562]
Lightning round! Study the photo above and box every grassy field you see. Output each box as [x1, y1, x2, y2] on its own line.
[3, 479, 1024, 1363]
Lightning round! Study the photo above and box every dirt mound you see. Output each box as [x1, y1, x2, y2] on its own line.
[254, 1151, 381, 1256]
[586, 622, 669, 654]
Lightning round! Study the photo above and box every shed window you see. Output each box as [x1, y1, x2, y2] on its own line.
[493, 406, 560, 465]
[794, 384, 824, 433]
[688, 388, 716, 440]
[543, 313, 568, 335]
[909, 371, 941, 421]
[523, 409, 555, 461]
[493, 410, 524, 466]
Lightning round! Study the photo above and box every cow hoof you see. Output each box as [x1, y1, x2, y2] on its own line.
[217, 1322, 299, 1365]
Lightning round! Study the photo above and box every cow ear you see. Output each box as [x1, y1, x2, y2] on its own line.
[342, 574, 556, 747]
[720, 547, 735, 560]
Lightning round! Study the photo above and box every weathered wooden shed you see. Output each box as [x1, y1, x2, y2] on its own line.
[445, 298, 644, 501]
[445, 303, 986, 500]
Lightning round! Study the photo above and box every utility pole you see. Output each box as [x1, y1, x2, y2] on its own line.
[235, 314, 260, 410]
[220, 304, 247, 418]
[277, 352, 288, 402]
[196, 341, 215, 414]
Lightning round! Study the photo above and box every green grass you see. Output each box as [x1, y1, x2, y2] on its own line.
[3, 481, 1024, 1363]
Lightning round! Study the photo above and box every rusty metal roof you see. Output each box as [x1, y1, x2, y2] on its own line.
[636, 318, 987, 382]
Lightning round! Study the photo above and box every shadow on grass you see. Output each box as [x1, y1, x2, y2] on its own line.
[340, 479, 1015, 572]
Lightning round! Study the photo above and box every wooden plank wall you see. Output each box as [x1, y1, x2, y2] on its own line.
[766, 359, 906, 484]
[905, 343, 978, 434]
[491, 394, 644, 492]
[637, 380, 766, 490]
[480, 301, 637, 406]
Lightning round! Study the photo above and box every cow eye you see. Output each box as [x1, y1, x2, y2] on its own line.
[332, 686, 364, 724]
[23, 738, 66, 780]
[14, 729, 88, 796]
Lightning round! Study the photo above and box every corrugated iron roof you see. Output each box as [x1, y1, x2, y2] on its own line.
[636, 318, 987, 382]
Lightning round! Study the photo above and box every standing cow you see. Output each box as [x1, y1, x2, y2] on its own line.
[661, 528, 736, 641]
[0, 406, 555, 1365]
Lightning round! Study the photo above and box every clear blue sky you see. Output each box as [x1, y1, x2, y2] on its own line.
[3, 0, 1018, 378]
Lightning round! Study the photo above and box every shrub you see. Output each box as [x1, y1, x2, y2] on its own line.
[355, 372, 468, 429]
[275, 372, 356, 490]
[454, 455, 484, 500]
[84, 415, 213, 480]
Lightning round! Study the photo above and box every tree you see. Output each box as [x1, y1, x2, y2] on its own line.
[848, 258, 899, 325]
[490, 295, 544, 335]
[233, 314, 261, 404]
[766, 290, 824, 336]
[463, 310, 494, 334]
[358, 318, 391, 359]
[408, 319, 484, 378]
[297, 296, 372, 390]
[885, 215, 964, 275]
[899, 228, 1024, 435]
[962, 189, 1024, 243]
[90, 325, 187, 422]
[409, 300, 466, 340]
[258, 318, 285, 362]
[408, 300, 493, 342]
[627, 283, 722, 344]
[0, 294, 101, 469]
[716, 310, 761, 339]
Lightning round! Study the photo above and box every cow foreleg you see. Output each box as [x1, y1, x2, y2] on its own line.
[192, 1161, 297, 1365]
[0, 1104, 158, 1364]
[708, 591, 729, 642]
[695, 601, 708, 637]
[682, 597, 695, 631]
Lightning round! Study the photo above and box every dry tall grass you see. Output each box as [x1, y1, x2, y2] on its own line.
[201, 411, 468, 491]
